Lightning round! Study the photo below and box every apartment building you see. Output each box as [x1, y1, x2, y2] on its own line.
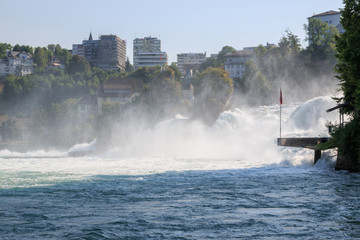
[133, 36, 167, 69]
[177, 53, 206, 78]
[72, 33, 127, 71]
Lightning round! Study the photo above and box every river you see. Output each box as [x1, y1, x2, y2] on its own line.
[1, 96, 359, 239]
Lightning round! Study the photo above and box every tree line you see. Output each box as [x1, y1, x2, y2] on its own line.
[0, 43, 72, 71]
[322, 0, 360, 170]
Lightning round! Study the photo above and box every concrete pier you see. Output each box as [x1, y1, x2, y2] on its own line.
[277, 137, 330, 164]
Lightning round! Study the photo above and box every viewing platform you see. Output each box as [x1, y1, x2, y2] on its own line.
[277, 137, 331, 164]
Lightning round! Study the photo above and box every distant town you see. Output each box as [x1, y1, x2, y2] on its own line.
[0, 10, 342, 80]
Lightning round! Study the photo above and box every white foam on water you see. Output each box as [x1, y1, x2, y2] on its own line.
[0, 149, 66, 158]
[68, 139, 97, 154]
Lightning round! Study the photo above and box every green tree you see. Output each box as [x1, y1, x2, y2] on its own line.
[136, 67, 183, 122]
[53, 44, 71, 65]
[150, 69, 181, 102]
[54, 44, 62, 58]
[304, 18, 339, 58]
[34, 47, 48, 70]
[328, 0, 360, 167]
[47, 44, 71, 65]
[13, 44, 34, 56]
[0, 43, 12, 58]
[92, 67, 109, 84]
[47, 44, 55, 53]
[168, 62, 182, 81]
[13, 44, 21, 52]
[200, 57, 221, 71]
[130, 66, 161, 83]
[61, 48, 72, 66]
[3, 74, 22, 102]
[47, 44, 55, 61]
[217, 45, 237, 64]
[67, 55, 91, 75]
[199, 46, 236, 72]
[125, 57, 133, 72]
[193, 67, 233, 125]
[278, 29, 302, 54]
[241, 61, 274, 105]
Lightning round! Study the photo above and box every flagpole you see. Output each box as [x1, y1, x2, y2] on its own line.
[280, 99, 282, 139]
[280, 88, 282, 139]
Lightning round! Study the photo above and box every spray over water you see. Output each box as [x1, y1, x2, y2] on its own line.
[0, 95, 339, 189]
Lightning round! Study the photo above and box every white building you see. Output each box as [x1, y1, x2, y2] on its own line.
[133, 36, 161, 54]
[177, 52, 206, 78]
[133, 36, 168, 69]
[224, 49, 254, 79]
[0, 51, 33, 77]
[309, 10, 344, 33]
[134, 52, 167, 69]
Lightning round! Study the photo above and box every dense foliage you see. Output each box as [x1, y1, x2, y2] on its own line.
[193, 67, 233, 125]
[0, 43, 70, 69]
[0, 43, 12, 58]
[3, 69, 102, 109]
[330, 0, 360, 166]
[67, 55, 91, 75]
[305, 18, 339, 59]
[0, 67, 107, 148]
[236, 21, 339, 105]
[199, 46, 236, 71]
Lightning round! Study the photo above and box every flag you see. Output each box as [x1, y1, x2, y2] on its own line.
[279, 89, 283, 105]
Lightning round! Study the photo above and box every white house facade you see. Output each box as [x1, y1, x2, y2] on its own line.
[0, 51, 33, 77]
[224, 50, 253, 79]
[310, 10, 344, 33]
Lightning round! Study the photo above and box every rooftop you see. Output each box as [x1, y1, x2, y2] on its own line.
[226, 50, 254, 57]
[102, 77, 143, 92]
[6, 51, 33, 59]
[311, 10, 340, 18]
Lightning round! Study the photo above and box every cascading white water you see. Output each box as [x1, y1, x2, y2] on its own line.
[0, 96, 339, 187]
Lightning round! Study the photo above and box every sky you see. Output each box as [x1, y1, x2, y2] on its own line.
[1, 0, 344, 63]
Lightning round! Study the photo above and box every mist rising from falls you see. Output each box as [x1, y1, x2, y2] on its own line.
[288, 96, 339, 133]
[104, 95, 338, 165]
[0, 96, 339, 181]
[104, 108, 276, 161]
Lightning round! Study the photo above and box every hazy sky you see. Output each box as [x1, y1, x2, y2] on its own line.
[1, 0, 344, 63]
